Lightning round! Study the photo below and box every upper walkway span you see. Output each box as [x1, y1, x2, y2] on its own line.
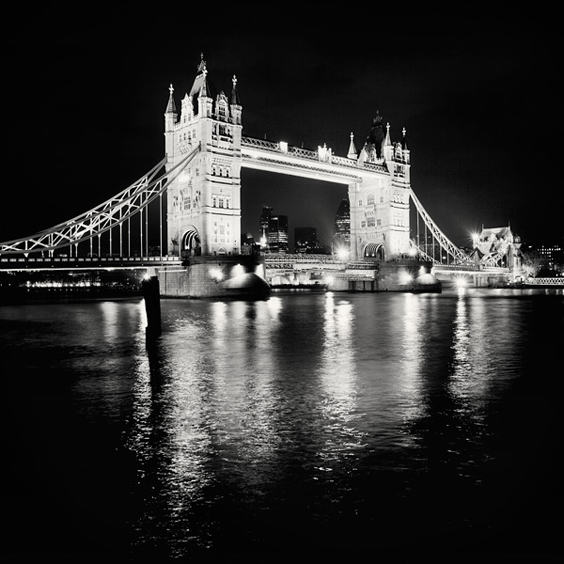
[240, 136, 387, 184]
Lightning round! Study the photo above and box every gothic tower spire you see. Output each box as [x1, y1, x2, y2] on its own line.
[347, 132, 358, 159]
[164, 84, 177, 159]
[165, 83, 177, 116]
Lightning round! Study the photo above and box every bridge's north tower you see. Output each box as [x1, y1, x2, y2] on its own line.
[164, 55, 243, 257]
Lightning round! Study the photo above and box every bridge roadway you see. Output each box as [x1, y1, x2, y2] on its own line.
[432, 264, 508, 276]
[0, 256, 182, 271]
[0, 254, 376, 271]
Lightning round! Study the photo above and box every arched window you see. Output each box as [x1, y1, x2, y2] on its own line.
[364, 243, 385, 260]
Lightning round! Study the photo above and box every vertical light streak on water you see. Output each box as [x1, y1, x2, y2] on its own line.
[316, 294, 361, 469]
[128, 301, 220, 551]
[397, 294, 426, 428]
[206, 299, 283, 485]
[449, 290, 522, 413]
[127, 297, 289, 554]
[449, 289, 488, 408]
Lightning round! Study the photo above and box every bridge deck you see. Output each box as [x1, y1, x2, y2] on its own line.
[0, 256, 182, 271]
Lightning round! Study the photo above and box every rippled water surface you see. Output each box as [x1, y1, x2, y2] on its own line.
[2, 288, 562, 560]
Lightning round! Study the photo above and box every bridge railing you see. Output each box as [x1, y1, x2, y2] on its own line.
[264, 253, 379, 270]
[525, 277, 564, 286]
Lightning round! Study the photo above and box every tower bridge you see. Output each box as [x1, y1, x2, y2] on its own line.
[0, 54, 522, 298]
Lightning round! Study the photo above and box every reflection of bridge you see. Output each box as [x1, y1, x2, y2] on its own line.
[0, 55, 522, 297]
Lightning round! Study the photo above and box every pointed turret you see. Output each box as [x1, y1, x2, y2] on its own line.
[231, 74, 241, 106]
[401, 127, 410, 165]
[347, 132, 358, 159]
[401, 127, 408, 151]
[164, 84, 177, 160]
[230, 74, 242, 126]
[384, 122, 392, 148]
[383, 122, 394, 161]
[165, 83, 177, 116]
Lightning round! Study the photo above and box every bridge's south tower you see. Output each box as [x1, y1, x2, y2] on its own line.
[349, 115, 411, 260]
[164, 56, 243, 257]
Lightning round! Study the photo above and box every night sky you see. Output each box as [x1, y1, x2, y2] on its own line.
[1, 8, 561, 249]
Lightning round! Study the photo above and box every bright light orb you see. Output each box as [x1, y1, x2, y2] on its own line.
[231, 264, 245, 278]
[399, 271, 413, 285]
[336, 248, 349, 261]
[454, 276, 469, 288]
[209, 267, 223, 281]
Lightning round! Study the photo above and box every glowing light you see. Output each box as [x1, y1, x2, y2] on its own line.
[399, 271, 413, 285]
[471, 232, 480, 246]
[336, 247, 349, 261]
[408, 246, 417, 256]
[231, 263, 245, 278]
[279, 141, 288, 152]
[209, 267, 223, 281]
[418, 273, 436, 285]
[454, 276, 469, 289]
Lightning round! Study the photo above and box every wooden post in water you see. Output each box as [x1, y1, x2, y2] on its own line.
[142, 268, 161, 340]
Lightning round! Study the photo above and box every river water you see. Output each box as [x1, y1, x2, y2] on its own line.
[1, 288, 562, 561]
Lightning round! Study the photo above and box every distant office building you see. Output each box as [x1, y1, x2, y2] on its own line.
[294, 227, 317, 254]
[268, 215, 289, 254]
[333, 198, 350, 252]
[536, 242, 563, 268]
[294, 227, 326, 254]
[259, 206, 273, 248]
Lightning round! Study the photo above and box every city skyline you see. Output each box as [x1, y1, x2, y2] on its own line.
[257, 203, 338, 254]
[1, 10, 561, 250]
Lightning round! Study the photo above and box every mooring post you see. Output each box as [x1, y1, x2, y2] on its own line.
[142, 268, 161, 339]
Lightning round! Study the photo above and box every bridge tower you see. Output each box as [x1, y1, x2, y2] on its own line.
[348, 115, 411, 261]
[164, 55, 243, 257]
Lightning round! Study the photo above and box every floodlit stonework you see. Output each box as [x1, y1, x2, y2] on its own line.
[164, 56, 412, 262]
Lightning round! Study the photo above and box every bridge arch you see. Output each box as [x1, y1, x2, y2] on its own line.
[363, 242, 385, 261]
[182, 226, 201, 255]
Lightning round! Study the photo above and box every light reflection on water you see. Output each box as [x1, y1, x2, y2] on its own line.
[2, 288, 562, 557]
[126, 289, 539, 554]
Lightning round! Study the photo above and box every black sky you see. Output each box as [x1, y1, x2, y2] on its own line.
[1, 7, 561, 248]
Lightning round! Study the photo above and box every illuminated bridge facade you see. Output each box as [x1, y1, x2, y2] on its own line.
[0, 54, 523, 290]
